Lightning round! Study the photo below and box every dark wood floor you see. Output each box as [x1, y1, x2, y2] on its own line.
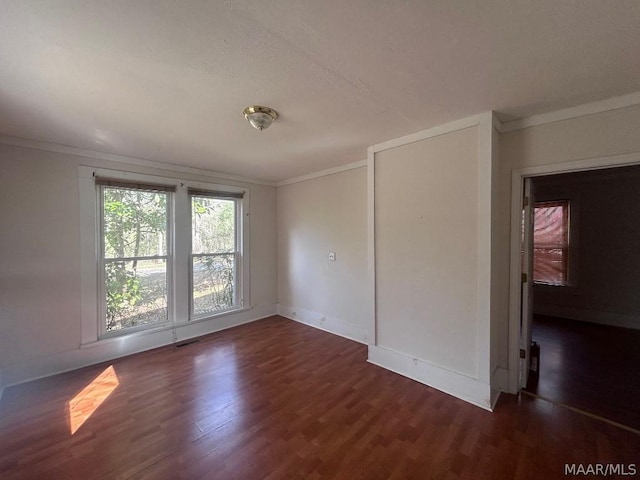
[1, 316, 638, 479]
[526, 315, 640, 430]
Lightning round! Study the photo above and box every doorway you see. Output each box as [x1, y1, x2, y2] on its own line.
[510, 156, 640, 431]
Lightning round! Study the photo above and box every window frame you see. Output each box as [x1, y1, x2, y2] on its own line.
[79, 167, 250, 346]
[188, 192, 244, 320]
[97, 183, 174, 338]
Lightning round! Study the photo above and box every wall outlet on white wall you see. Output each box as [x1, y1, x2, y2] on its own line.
[328, 251, 336, 261]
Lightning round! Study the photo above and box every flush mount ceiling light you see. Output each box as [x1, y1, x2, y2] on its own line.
[243, 105, 278, 131]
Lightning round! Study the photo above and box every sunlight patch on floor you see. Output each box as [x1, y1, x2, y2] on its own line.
[68, 365, 119, 435]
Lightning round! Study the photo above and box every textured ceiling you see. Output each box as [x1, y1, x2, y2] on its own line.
[1, 1, 639, 182]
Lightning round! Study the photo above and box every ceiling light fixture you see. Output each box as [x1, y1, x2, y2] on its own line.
[243, 105, 278, 131]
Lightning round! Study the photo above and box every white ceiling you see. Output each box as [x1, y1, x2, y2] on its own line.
[1, 1, 639, 182]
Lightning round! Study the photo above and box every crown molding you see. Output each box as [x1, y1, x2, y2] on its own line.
[4, 89, 639, 187]
[277, 159, 367, 187]
[499, 91, 640, 133]
[0, 134, 277, 187]
[371, 114, 482, 153]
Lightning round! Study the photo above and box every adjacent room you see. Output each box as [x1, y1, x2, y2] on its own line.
[1, 1, 640, 478]
[525, 166, 640, 430]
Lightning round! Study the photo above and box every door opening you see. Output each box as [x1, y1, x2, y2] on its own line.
[514, 163, 640, 430]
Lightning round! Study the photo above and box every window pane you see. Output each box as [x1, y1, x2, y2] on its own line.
[103, 187, 167, 258]
[191, 197, 235, 254]
[192, 254, 235, 316]
[105, 259, 168, 331]
[533, 201, 569, 285]
[534, 204, 566, 247]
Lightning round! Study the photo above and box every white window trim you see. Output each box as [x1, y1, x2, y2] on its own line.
[79, 166, 251, 347]
[188, 191, 246, 320]
[97, 184, 174, 338]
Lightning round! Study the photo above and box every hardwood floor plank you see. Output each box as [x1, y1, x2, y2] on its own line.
[1, 316, 639, 479]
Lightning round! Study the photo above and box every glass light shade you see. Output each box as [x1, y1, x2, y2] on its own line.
[247, 112, 273, 130]
[243, 106, 278, 131]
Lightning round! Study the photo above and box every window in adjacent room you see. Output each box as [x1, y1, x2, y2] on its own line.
[533, 200, 570, 286]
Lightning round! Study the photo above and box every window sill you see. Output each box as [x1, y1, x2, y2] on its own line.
[80, 306, 252, 349]
[190, 306, 245, 323]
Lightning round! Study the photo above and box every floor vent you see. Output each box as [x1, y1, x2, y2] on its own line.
[175, 339, 200, 348]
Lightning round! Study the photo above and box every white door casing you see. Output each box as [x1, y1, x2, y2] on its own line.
[519, 178, 535, 389]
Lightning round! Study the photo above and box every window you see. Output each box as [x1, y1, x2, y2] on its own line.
[533, 200, 569, 286]
[190, 192, 241, 317]
[99, 181, 172, 334]
[80, 167, 249, 342]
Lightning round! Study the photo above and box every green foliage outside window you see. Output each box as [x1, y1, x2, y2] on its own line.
[192, 197, 236, 315]
[103, 187, 167, 331]
[101, 187, 238, 330]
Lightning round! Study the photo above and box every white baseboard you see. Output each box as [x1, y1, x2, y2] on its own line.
[1, 304, 276, 389]
[534, 304, 640, 330]
[277, 304, 368, 344]
[368, 345, 494, 411]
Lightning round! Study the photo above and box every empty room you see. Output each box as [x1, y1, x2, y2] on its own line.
[524, 166, 640, 430]
[1, 2, 639, 479]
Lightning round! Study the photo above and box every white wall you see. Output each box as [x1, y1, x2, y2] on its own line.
[0, 143, 277, 387]
[375, 127, 479, 375]
[501, 105, 640, 170]
[532, 167, 640, 329]
[277, 166, 368, 343]
[498, 103, 640, 391]
[368, 114, 497, 410]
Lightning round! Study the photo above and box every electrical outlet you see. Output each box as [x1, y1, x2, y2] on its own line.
[328, 251, 336, 261]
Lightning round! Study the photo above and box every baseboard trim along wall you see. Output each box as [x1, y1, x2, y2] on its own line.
[277, 304, 369, 345]
[368, 345, 495, 411]
[1, 304, 277, 389]
[534, 304, 640, 330]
